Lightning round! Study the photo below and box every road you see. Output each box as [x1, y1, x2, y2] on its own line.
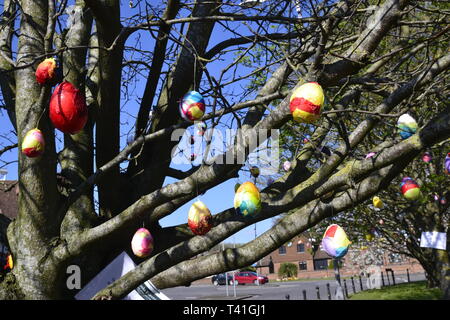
[161, 273, 426, 300]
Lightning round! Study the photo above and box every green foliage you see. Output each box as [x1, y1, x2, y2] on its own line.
[278, 262, 298, 279]
[349, 281, 443, 300]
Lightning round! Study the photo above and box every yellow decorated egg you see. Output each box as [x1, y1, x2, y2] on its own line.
[234, 182, 262, 218]
[289, 82, 324, 123]
[22, 129, 45, 158]
[188, 201, 213, 236]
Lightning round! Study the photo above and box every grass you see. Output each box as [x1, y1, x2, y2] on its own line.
[349, 281, 443, 300]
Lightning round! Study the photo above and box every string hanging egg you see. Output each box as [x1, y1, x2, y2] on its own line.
[397, 114, 418, 139]
[400, 177, 422, 201]
[131, 228, 154, 258]
[49, 81, 88, 134]
[179, 91, 205, 121]
[22, 129, 45, 158]
[289, 82, 324, 123]
[321, 224, 351, 259]
[196, 121, 207, 136]
[188, 201, 213, 236]
[234, 181, 262, 218]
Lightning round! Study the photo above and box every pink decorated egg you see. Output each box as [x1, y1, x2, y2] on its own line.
[131, 228, 154, 258]
[22, 129, 45, 158]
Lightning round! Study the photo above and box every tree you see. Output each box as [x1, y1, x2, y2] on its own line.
[0, 0, 448, 300]
[326, 142, 449, 297]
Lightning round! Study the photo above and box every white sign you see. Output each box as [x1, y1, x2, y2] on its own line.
[420, 232, 447, 250]
[75, 252, 170, 300]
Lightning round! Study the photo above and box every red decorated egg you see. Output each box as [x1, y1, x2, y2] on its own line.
[131, 228, 154, 258]
[400, 177, 421, 201]
[49, 81, 88, 134]
[22, 129, 45, 158]
[289, 82, 324, 123]
[188, 201, 213, 235]
[35, 58, 57, 85]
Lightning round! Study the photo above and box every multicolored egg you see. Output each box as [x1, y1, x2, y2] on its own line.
[365, 233, 374, 242]
[234, 181, 262, 218]
[397, 114, 418, 139]
[188, 201, 213, 236]
[179, 91, 205, 121]
[49, 81, 88, 134]
[289, 82, 324, 123]
[372, 196, 384, 209]
[196, 121, 207, 136]
[283, 161, 291, 171]
[35, 58, 58, 85]
[445, 153, 450, 175]
[22, 129, 45, 158]
[321, 224, 351, 259]
[400, 177, 421, 201]
[422, 152, 432, 163]
[131, 228, 154, 258]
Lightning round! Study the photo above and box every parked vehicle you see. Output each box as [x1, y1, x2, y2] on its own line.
[234, 272, 269, 285]
[211, 273, 236, 286]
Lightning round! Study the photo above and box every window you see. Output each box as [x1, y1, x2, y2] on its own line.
[278, 246, 286, 255]
[299, 261, 307, 271]
[297, 243, 305, 253]
[313, 259, 329, 270]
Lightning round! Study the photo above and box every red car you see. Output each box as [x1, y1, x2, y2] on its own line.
[234, 272, 269, 285]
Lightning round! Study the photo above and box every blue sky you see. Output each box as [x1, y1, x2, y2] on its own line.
[0, 1, 292, 245]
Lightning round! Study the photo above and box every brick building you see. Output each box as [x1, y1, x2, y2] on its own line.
[255, 235, 424, 280]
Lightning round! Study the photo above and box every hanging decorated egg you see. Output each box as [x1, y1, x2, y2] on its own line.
[3, 254, 13, 270]
[250, 166, 260, 178]
[179, 91, 205, 121]
[190, 135, 195, 145]
[372, 196, 384, 209]
[400, 177, 422, 201]
[365, 152, 376, 159]
[196, 121, 207, 136]
[289, 82, 324, 123]
[397, 114, 418, 139]
[303, 138, 310, 143]
[445, 153, 450, 175]
[190, 153, 197, 162]
[21, 129, 45, 158]
[188, 201, 213, 236]
[283, 160, 291, 171]
[321, 224, 351, 259]
[49, 81, 88, 134]
[234, 181, 262, 218]
[35, 58, 58, 85]
[131, 228, 154, 258]
[422, 152, 432, 163]
[379, 219, 384, 225]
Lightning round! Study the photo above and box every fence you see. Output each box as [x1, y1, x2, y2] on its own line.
[295, 268, 421, 300]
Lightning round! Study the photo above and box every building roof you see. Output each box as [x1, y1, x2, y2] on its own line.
[0, 180, 18, 220]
